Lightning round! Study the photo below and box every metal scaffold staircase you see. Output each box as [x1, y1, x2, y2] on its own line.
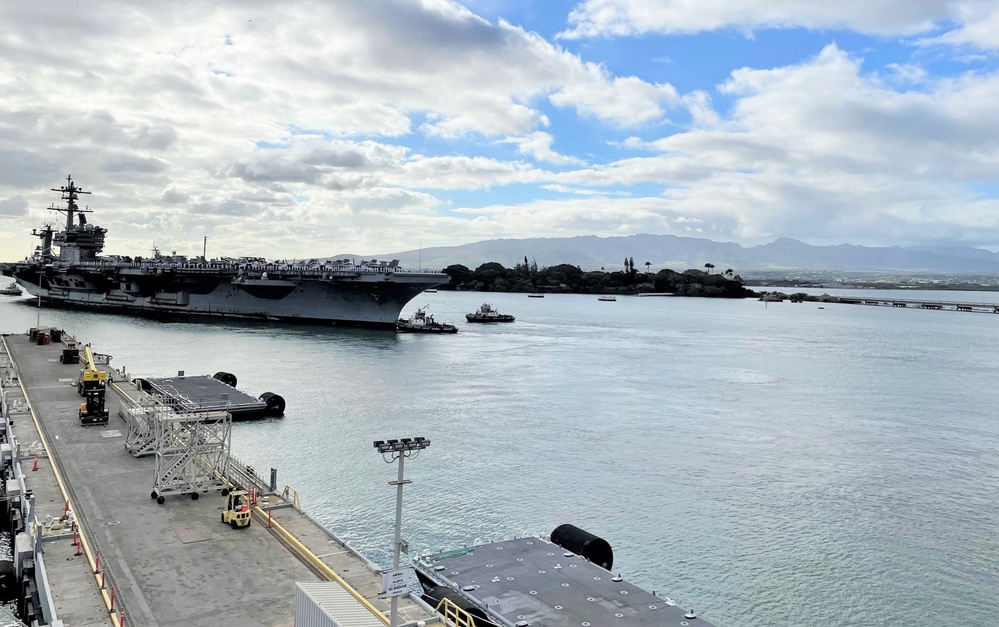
[149, 407, 232, 503]
[116, 381, 235, 503]
[121, 399, 162, 457]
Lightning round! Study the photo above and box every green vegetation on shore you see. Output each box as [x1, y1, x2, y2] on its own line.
[440, 258, 758, 298]
[758, 291, 840, 303]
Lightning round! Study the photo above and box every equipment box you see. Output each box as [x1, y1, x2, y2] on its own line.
[60, 348, 80, 364]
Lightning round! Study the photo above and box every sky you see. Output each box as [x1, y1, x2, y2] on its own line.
[1, 0, 998, 261]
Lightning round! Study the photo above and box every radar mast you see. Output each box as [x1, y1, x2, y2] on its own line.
[49, 175, 92, 229]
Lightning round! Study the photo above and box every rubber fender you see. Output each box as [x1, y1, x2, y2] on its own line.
[259, 392, 286, 416]
[213, 371, 237, 387]
[550, 523, 614, 571]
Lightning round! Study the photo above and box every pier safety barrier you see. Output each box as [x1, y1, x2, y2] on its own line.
[258, 486, 387, 575]
[252, 504, 390, 625]
[89, 550, 131, 625]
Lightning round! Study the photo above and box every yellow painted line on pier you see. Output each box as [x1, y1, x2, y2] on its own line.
[253, 505, 390, 625]
[1, 335, 122, 627]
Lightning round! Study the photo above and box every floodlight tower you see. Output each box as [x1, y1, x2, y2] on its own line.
[373, 437, 431, 627]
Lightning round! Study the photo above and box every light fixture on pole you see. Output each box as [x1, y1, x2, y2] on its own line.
[36, 264, 42, 329]
[373, 437, 431, 627]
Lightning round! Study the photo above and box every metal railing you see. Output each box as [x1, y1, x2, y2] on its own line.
[226, 453, 271, 493]
[280, 485, 301, 510]
[435, 598, 478, 627]
[90, 549, 130, 626]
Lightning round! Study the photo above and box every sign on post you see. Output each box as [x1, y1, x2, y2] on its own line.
[382, 568, 412, 597]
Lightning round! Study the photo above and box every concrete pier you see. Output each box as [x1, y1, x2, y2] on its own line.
[837, 296, 999, 313]
[1, 331, 440, 627]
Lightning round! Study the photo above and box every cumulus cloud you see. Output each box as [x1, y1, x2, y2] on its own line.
[540, 184, 631, 196]
[550, 67, 679, 127]
[500, 132, 585, 165]
[450, 195, 739, 240]
[399, 155, 543, 190]
[1, 1, 998, 258]
[0, 0, 685, 256]
[917, 4, 999, 49]
[554, 45, 999, 245]
[559, 0, 996, 47]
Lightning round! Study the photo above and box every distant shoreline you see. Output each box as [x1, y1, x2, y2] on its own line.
[745, 281, 999, 292]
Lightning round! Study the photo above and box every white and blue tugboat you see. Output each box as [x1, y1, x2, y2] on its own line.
[465, 302, 515, 322]
[396, 307, 458, 334]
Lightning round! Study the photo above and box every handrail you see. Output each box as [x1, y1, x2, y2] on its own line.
[435, 598, 478, 627]
[280, 484, 301, 509]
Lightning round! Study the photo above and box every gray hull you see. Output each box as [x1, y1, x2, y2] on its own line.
[11, 268, 446, 328]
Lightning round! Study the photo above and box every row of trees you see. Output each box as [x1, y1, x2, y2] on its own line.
[440, 258, 757, 298]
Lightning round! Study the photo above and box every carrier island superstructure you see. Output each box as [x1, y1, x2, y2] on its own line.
[1, 177, 448, 328]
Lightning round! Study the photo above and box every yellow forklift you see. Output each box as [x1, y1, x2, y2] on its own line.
[79, 388, 109, 425]
[221, 489, 252, 529]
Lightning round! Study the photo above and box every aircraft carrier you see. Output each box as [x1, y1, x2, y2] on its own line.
[1, 177, 448, 328]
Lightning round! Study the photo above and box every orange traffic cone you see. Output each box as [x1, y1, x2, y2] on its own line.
[32, 455, 38, 471]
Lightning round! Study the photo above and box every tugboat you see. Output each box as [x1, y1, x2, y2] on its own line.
[396, 307, 458, 334]
[597, 294, 617, 302]
[465, 303, 515, 323]
[0, 282, 22, 296]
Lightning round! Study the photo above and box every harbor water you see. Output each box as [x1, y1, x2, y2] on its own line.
[1, 290, 997, 627]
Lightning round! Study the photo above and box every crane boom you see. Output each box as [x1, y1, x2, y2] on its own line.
[78, 345, 109, 395]
[84, 344, 98, 372]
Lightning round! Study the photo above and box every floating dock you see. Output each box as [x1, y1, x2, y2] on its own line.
[416, 531, 714, 626]
[136, 373, 285, 420]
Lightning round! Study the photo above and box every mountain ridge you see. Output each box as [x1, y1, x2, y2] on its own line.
[333, 234, 999, 274]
